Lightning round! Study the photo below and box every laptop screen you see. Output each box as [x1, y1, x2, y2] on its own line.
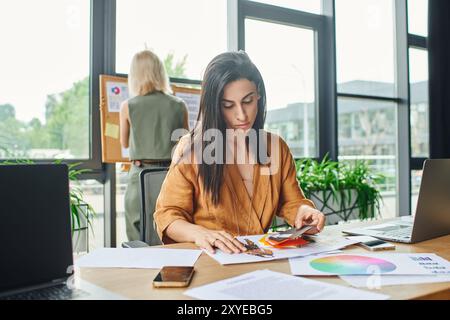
[0, 164, 73, 293]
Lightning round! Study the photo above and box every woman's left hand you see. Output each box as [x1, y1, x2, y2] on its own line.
[294, 205, 326, 234]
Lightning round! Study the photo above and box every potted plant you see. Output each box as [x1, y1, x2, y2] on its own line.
[0, 159, 95, 253]
[295, 156, 384, 225]
[66, 162, 96, 253]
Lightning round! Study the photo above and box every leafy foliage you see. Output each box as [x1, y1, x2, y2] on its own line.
[295, 155, 384, 220]
[0, 77, 89, 158]
[163, 53, 188, 78]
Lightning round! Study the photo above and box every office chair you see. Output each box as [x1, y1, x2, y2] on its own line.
[122, 167, 169, 248]
[139, 167, 168, 246]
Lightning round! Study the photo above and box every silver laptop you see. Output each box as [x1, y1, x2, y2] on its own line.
[343, 159, 450, 243]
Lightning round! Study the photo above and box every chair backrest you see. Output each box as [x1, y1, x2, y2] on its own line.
[139, 168, 169, 246]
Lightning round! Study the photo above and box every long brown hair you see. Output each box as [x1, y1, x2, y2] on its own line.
[193, 51, 267, 206]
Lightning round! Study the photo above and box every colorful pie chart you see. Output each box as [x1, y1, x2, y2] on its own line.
[111, 86, 121, 95]
[310, 254, 397, 275]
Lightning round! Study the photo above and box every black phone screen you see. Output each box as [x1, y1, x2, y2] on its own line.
[154, 266, 194, 283]
[363, 240, 387, 247]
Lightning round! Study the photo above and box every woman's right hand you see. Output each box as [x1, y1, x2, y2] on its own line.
[192, 227, 247, 254]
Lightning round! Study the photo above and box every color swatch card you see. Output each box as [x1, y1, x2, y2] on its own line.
[205, 234, 360, 265]
[289, 253, 450, 276]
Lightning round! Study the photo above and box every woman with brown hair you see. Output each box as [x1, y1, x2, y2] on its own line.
[154, 51, 325, 253]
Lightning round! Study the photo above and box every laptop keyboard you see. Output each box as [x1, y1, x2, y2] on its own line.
[1, 285, 90, 300]
[383, 227, 412, 239]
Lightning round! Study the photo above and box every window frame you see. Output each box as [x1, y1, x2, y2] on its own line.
[0, 0, 103, 176]
[237, 0, 337, 160]
[2, 0, 427, 246]
[407, 0, 428, 171]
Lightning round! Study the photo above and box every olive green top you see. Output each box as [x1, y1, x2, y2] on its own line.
[128, 91, 187, 161]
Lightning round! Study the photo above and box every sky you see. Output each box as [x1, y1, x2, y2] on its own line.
[0, 0, 428, 122]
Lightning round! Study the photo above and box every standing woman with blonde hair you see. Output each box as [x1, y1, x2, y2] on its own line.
[120, 50, 188, 242]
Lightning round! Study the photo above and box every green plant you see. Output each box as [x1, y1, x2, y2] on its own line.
[295, 155, 384, 220]
[64, 162, 96, 234]
[0, 159, 95, 234]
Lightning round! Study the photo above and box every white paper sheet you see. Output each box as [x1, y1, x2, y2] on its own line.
[184, 269, 389, 300]
[75, 248, 202, 269]
[289, 252, 450, 276]
[206, 234, 359, 265]
[340, 274, 450, 288]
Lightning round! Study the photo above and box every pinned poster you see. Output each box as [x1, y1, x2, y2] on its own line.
[106, 82, 129, 113]
[173, 86, 201, 130]
[99, 77, 201, 164]
[99, 75, 130, 163]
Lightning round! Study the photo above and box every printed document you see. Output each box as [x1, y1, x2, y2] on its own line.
[184, 269, 389, 300]
[340, 274, 450, 288]
[75, 248, 202, 269]
[289, 252, 450, 276]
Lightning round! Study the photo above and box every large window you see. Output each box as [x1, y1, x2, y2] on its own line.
[335, 0, 396, 98]
[409, 48, 429, 158]
[407, 0, 428, 214]
[407, 0, 428, 37]
[338, 98, 398, 218]
[335, 0, 398, 218]
[411, 170, 422, 214]
[116, 164, 128, 245]
[116, 0, 227, 80]
[0, 0, 90, 159]
[244, 17, 318, 158]
[250, 0, 321, 14]
[71, 179, 105, 250]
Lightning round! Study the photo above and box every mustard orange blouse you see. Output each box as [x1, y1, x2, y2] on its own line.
[154, 132, 316, 243]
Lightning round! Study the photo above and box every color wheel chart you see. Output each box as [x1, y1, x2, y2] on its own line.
[310, 255, 397, 275]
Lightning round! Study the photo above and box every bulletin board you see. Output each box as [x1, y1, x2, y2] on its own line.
[99, 74, 130, 163]
[99, 74, 201, 164]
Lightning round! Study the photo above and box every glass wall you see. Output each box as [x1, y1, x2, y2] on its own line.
[409, 48, 429, 158]
[408, 0, 428, 217]
[116, 0, 227, 80]
[407, 0, 428, 37]
[335, 0, 396, 98]
[410, 170, 422, 214]
[70, 179, 105, 250]
[250, 0, 321, 14]
[244, 19, 318, 158]
[335, 0, 398, 218]
[0, 0, 90, 159]
[116, 164, 128, 245]
[338, 98, 398, 218]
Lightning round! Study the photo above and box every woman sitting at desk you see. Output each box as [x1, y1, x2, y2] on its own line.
[154, 51, 325, 254]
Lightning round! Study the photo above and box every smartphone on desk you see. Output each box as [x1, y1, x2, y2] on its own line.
[357, 239, 396, 251]
[153, 266, 195, 288]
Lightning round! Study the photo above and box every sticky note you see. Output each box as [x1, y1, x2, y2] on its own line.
[105, 122, 120, 139]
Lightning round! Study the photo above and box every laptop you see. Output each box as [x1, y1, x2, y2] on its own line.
[0, 164, 123, 300]
[343, 159, 450, 243]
